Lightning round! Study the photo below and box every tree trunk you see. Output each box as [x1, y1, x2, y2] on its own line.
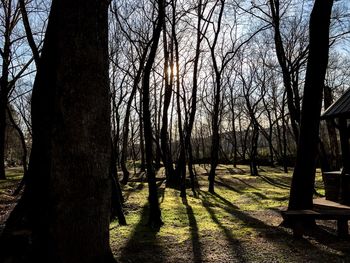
[0, 98, 6, 180]
[269, 0, 300, 143]
[288, 0, 334, 210]
[2, 1, 115, 262]
[120, 49, 148, 184]
[184, 0, 203, 195]
[208, 0, 225, 194]
[160, 4, 175, 183]
[281, 92, 289, 173]
[175, 41, 186, 196]
[139, 94, 146, 172]
[250, 125, 259, 176]
[142, 0, 164, 228]
[0, 14, 11, 180]
[111, 139, 126, 225]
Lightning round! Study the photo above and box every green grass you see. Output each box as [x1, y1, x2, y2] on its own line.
[0, 167, 23, 194]
[111, 165, 350, 263]
[2, 165, 347, 262]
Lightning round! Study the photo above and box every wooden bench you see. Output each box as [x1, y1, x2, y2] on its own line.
[281, 198, 350, 238]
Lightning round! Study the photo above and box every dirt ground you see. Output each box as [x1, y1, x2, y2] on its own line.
[1, 165, 350, 262]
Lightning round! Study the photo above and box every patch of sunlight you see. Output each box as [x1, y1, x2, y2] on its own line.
[4, 167, 23, 180]
[0, 167, 23, 192]
[111, 164, 328, 250]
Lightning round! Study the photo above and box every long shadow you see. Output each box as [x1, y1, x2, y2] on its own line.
[214, 179, 244, 194]
[122, 176, 165, 203]
[122, 182, 145, 202]
[227, 167, 246, 175]
[118, 205, 165, 263]
[215, 179, 277, 204]
[231, 177, 260, 191]
[201, 190, 350, 259]
[199, 191, 249, 263]
[182, 197, 203, 263]
[258, 175, 290, 189]
[217, 175, 291, 203]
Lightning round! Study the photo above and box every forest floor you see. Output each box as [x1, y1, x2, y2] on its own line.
[1, 165, 350, 262]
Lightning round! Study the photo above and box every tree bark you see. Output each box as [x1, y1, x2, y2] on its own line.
[269, 0, 300, 143]
[208, 0, 225, 194]
[142, 0, 164, 228]
[288, 0, 334, 210]
[120, 47, 149, 184]
[0, 97, 6, 180]
[2, 0, 116, 262]
[184, 0, 204, 194]
[0, 6, 11, 180]
[160, 4, 175, 183]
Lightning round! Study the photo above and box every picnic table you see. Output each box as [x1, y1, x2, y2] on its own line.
[281, 198, 350, 238]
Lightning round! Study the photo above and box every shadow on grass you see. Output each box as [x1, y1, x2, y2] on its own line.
[216, 175, 291, 203]
[226, 167, 246, 175]
[199, 191, 249, 263]
[118, 205, 165, 263]
[182, 197, 203, 263]
[214, 179, 244, 194]
[230, 177, 260, 191]
[122, 182, 145, 202]
[258, 175, 290, 189]
[200, 190, 350, 260]
[214, 178, 280, 204]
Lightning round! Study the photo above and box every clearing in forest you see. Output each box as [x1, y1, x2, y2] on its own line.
[1, 165, 350, 262]
[112, 165, 350, 263]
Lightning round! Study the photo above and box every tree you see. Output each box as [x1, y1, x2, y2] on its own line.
[2, 0, 115, 262]
[288, 0, 334, 210]
[0, 0, 34, 180]
[207, 0, 226, 193]
[142, 0, 164, 228]
[160, 0, 175, 184]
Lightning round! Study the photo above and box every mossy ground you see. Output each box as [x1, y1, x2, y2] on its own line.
[1, 165, 350, 262]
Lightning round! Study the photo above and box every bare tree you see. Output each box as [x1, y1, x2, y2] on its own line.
[142, 0, 164, 228]
[288, 0, 334, 210]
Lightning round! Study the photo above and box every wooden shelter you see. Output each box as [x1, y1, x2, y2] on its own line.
[321, 88, 350, 204]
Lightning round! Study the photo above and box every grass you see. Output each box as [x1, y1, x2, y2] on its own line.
[0, 167, 22, 194]
[112, 165, 350, 263]
[1, 165, 349, 262]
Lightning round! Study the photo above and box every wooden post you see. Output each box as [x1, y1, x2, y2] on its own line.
[337, 219, 348, 237]
[339, 118, 350, 204]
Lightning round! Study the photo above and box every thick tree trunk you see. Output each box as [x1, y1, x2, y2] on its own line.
[2, 1, 115, 262]
[288, 0, 334, 210]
